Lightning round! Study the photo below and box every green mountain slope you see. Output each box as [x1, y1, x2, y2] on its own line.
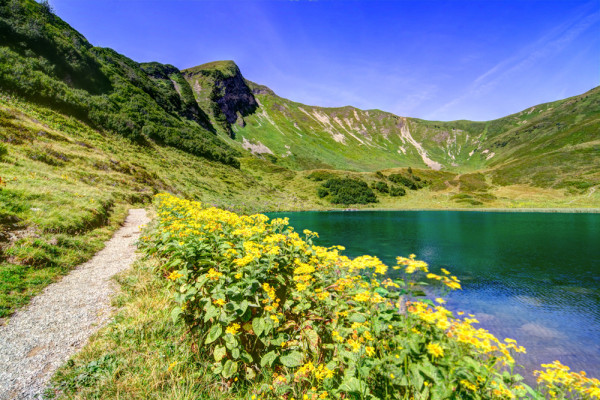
[0, 0, 239, 166]
[182, 62, 599, 193]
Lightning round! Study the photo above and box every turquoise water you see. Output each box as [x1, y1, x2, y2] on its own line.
[268, 211, 600, 380]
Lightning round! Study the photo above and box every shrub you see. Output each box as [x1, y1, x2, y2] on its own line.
[388, 174, 420, 190]
[371, 181, 389, 193]
[142, 194, 600, 400]
[320, 178, 378, 205]
[389, 185, 406, 197]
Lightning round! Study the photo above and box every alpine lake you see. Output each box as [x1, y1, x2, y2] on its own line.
[267, 210, 600, 382]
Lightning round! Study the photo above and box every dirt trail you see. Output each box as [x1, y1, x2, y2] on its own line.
[0, 209, 149, 400]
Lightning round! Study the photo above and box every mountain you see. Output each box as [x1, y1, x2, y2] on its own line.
[181, 62, 599, 192]
[0, 0, 239, 167]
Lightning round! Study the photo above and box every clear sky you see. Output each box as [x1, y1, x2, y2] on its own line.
[50, 0, 600, 121]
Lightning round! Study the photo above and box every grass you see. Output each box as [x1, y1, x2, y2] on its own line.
[0, 95, 309, 318]
[1, 90, 598, 320]
[47, 257, 260, 400]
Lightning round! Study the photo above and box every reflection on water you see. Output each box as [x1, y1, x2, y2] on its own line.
[268, 210, 600, 381]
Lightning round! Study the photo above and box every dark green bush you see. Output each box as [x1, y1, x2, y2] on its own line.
[388, 173, 426, 190]
[389, 185, 406, 196]
[319, 178, 377, 204]
[317, 187, 329, 198]
[371, 181, 389, 193]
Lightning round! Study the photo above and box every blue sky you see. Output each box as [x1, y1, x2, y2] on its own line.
[51, 0, 599, 121]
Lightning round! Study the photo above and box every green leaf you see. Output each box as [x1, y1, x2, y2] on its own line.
[339, 377, 369, 395]
[206, 324, 222, 344]
[260, 350, 278, 368]
[348, 313, 366, 323]
[204, 304, 219, 322]
[280, 351, 304, 368]
[222, 360, 238, 379]
[213, 345, 226, 362]
[252, 317, 265, 337]
[232, 347, 240, 359]
[237, 300, 249, 315]
[212, 362, 223, 375]
[170, 307, 182, 323]
[241, 351, 253, 364]
[303, 328, 319, 352]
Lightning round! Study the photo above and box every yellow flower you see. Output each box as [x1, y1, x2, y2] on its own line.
[365, 346, 375, 357]
[435, 298, 446, 304]
[206, 268, 223, 280]
[460, 379, 477, 391]
[427, 342, 444, 358]
[353, 291, 371, 302]
[226, 323, 240, 335]
[167, 270, 183, 280]
[213, 298, 226, 306]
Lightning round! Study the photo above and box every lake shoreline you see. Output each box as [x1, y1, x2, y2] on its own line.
[271, 207, 600, 214]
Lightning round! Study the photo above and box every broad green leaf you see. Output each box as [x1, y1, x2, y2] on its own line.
[222, 360, 238, 379]
[206, 324, 222, 344]
[232, 347, 240, 359]
[241, 351, 253, 364]
[204, 304, 219, 322]
[252, 317, 265, 337]
[213, 345, 226, 362]
[260, 350, 278, 368]
[349, 313, 366, 323]
[237, 300, 249, 315]
[280, 351, 303, 368]
[212, 362, 223, 375]
[303, 328, 319, 352]
[170, 307, 182, 323]
[339, 377, 369, 395]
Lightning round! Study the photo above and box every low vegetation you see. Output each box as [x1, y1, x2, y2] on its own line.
[50, 194, 600, 399]
[318, 178, 378, 205]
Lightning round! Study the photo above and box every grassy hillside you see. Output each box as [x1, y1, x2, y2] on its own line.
[0, 0, 239, 166]
[0, 95, 311, 318]
[180, 63, 599, 196]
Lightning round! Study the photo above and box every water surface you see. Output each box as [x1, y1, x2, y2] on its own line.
[268, 210, 600, 379]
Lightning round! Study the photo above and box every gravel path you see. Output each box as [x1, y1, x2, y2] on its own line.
[0, 209, 149, 400]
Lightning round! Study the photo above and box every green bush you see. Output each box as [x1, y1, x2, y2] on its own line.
[389, 185, 406, 197]
[371, 181, 389, 193]
[320, 178, 378, 204]
[389, 174, 425, 190]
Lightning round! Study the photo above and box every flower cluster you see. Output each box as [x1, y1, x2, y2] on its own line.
[141, 193, 598, 400]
